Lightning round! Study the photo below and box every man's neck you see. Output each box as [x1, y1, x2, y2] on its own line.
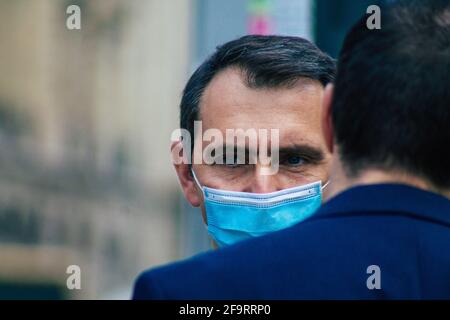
[325, 161, 450, 201]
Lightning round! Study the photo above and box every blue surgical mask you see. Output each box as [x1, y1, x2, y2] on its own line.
[191, 169, 328, 247]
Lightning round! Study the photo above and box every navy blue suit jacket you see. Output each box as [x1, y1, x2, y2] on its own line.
[133, 184, 450, 299]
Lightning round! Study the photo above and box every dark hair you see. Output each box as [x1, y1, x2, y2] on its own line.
[332, 0, 450, 189]
[180, 35, 336, 150]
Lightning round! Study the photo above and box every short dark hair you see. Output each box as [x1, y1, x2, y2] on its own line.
[332, 0, 450, 189]
[180, 35, 336, 150]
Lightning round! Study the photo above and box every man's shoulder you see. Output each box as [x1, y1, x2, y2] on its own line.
[131, 215, 370, 299]
[132, 184, 450, 299]
[132, 240, 255, 299]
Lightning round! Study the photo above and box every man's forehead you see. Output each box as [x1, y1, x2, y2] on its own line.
[200, 68, 323, 111]
[198, 68, 324, 136]
[201, 132, 320, 150]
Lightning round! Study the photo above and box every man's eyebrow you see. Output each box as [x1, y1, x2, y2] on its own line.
[219, 145, 257, 156]
[278, 144, 325, 162]
[219, 144, 325, 161]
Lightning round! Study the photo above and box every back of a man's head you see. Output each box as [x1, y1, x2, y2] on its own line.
[332, 0, 450, 190]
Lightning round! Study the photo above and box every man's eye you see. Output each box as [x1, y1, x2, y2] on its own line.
[214, 155, 245, 167]
[225, 162, 241, 168]
[285, 156, 306, 166]
[224, 157, 245, 167]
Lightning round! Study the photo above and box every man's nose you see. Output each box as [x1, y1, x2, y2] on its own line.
[242, 164, 280, 193]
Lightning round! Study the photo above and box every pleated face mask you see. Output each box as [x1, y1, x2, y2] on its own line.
[191, 169, 327, 247]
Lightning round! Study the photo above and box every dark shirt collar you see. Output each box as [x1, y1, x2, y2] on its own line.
[315, 183, 450, 227]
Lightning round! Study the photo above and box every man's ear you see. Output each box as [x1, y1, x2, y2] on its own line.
[322, 83, 335, 154]
[171, 141, 202, 207]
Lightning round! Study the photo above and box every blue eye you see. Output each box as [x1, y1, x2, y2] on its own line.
[286, 156, 305, 166]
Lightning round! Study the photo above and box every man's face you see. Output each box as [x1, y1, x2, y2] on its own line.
[174, 67, 331, 224]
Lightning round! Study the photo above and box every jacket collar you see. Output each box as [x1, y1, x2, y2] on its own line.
[314, 183, 450, 227]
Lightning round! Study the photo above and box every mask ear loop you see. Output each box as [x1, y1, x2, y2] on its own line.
[321, 180, 330, 190]
[190, 168, 205, 193]
[190, 168, 211, 233]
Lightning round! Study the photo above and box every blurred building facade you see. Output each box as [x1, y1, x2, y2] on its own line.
[0, 0, 191, 299]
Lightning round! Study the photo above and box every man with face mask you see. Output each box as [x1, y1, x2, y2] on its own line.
[171, 35, 336, 248]
[134, 0, 450, 299]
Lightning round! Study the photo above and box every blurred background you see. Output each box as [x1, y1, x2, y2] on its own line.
[0, 0, 383, 299]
